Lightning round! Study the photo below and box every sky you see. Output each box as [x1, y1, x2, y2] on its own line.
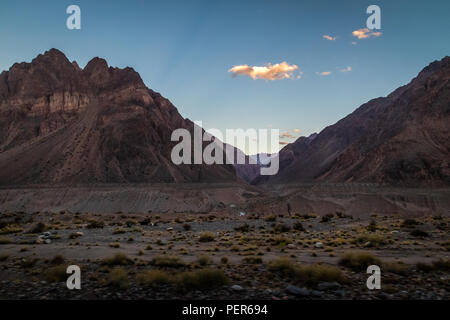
[0, 0, 449, 154]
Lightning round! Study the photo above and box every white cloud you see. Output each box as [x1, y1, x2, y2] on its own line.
[316, 71, 332, 76]
[323, 35, 336, 41]
[339, 66, 352, 73]
[352, 28, 382, 39]
[228, 62, 300, 80]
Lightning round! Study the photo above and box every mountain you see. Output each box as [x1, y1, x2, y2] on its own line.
[0, 49, 238, 185]
[257, 56, 450, 185]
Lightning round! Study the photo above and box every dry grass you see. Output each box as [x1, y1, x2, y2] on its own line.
[175, 269, 229, 291]
[151, 255, 185, 268]
[109, 268, 129, 289]
[199, 232, 215, 242]
[46, 265, 68, 282]
[137, 270, 171, 287]
[338, 251, 382, 271]
[268, 257, 343, 287]
[102, 253, 133, 266]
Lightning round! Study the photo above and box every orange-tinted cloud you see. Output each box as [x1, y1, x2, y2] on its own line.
[293, 129, 301, 133]
[279, 141, 289, 145]
[229, 62, 300, 80]
[316, 71, 331, 76]
[352, 28, 382, 39]
[280, 132, 295, 139]
[339, 66, 352, 73]
[323, 35, 336, 41]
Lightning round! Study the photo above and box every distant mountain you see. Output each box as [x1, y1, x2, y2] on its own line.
[257, 56, 450, 186]
[0, 49, 237, 185]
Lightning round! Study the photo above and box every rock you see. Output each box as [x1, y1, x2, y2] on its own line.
[35, 238, 44, 244]
[231, 285, 244, 291]
[45, 239, 52, 244]
[285, 285, 310, 297]
[74, 231, 84, 237]
[317, 282, 342, 291]
[287, 244, 296, 249]
[314, 242, 323, 248]
[166, 227, 173, 231]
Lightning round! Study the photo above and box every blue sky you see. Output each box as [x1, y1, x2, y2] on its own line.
[0, 0, 449, 154]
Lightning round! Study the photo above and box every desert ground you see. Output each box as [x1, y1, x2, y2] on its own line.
[0, 183, 448, 300]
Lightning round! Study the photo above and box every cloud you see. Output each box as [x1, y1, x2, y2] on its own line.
[316, 71, 331, 76]
[339, 66, 352, 73]
[293, 129, 301, 133]
[352, 28, 382, 39]
[351, 41, 357, 45]
[279, 141, 289, 145]
[228, 62, 300, 80]
[323, 35, 336, 41]
[280, 132, 295, 139]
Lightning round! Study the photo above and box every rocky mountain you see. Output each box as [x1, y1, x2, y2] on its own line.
[257, 56, 450, 186]
[0, 49, 238, 185]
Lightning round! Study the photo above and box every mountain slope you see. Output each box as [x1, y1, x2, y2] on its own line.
[260, 56, 450, 185]
[0, 49, 237, 185]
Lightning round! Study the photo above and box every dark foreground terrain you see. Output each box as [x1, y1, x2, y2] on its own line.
[0, 185, 448, 300]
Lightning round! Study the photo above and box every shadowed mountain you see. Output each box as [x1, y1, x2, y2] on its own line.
[255, 56, 450, 186]
[0, 49, 238, 185]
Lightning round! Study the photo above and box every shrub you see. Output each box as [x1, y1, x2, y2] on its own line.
[50, 255, 65, 265]
[383, 262, 410, 275]
[102, 253, 133, 266]
[46, 265, 68, 282]
[109, 242, 120, 248]
[69, 232, 83, 239]
[295, 264, 343, 286]
[264, 215, 277, 222]
[183, 223, 192, 231]
[0, 253, 9, 261]
[197, 255, 212, 266]
[199, 232, 215, 242]
[0, 224, 23, 234]
[137, 270, 171, 287]
[410, 229, 430, 238]
[28, 222, 47, 234]
[355, 233, 389, 247]
[234, 224, 250, 232]
[273, 224, 291, 233]
[320, 214, 334, 223]
[242, 256, 263, 264]
[113, 228, 127, 235]
[220, 257, 229, 264]
[20, 258, 38, 268]
[151, 255, 185, 268]
[366, 220, 377, 232]
[109, 268, 129, 289]
[271, 236, 291, 246]
[293, 222, 305, 231]
[86, 220, 104, 229]
[0, 237, 12, 245]
[401, 219, 420, 228]
[268, 257, 297, 276]
[176, 269, 229, 291]
[417, 258, 450, 272]
[338, 251, 382, 271]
